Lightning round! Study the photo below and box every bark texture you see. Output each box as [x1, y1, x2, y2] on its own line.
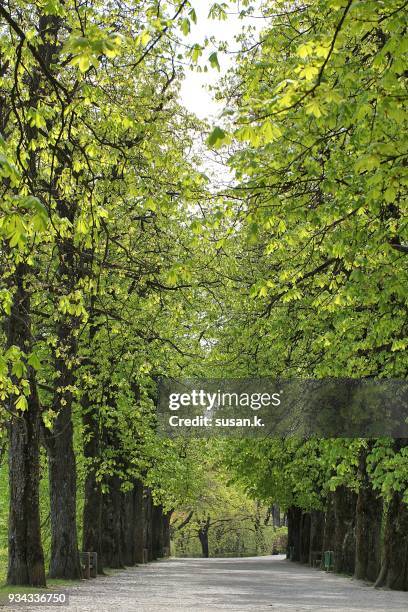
[47, 320, 81, 580]
[82, 304, 103, 572]
[152, 505, 164, 560]
[6, 266, 46, 587]
[143, 488, 153, 561]
[82, 406, 103, 572]
[198, 517, 210, 558]
[287, 506, 302, 561]
[101, 476, 124, 569]
[354, 447, 382, 582]
[333, 485, 357, 575]
[133, 481, 145, 564]
[375, 491, 408, 589]
[309, 510, 324, 565]
[300, 512, 311, 564]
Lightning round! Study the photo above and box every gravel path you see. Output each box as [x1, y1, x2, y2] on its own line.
[3, 555, 408, 611]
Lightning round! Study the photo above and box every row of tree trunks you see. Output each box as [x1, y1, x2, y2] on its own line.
[288, 488, 360, 576]
[83, 476, 171, 572]
[287, 489, 358, 574]
[81, 373, 170, 571]
[288, 446, 408, 593]
[287, 507, 324, 566]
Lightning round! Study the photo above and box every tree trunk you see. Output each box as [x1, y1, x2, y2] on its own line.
[162, 510, 172, 556]
[121, 491, 136, 566]
[82, 467, 103, 572]
[198, 519, 210, 558]
[152, 505, 164, 559]
[375, 492, 408, 590]
[354, 446, 382, 582]
[82, 392, 103, 571]
[322, 492, 336, 553]
[272, 504, 281, 528]
[309, 510, 324, 565]
[82, 433, 103, 572]
[300, 512, 311, 564]
[7, 385, 46, 587]
[333, 485, 357, 574]
[254, 502, 263, 555]
[101, 476, 124, 568]
[81, 304, 104, 572]
[47, 320, 80, 580]
[143, 488, 153, 561]
[6, 265, 46, 587]
[47, 242, 81, 581]
[133, 481, 145, 563]
[46, 68, 87, 574]
[47, 401, 80, 579]
[287, 506, 302, 561]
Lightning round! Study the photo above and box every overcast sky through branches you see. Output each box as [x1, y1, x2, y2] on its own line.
[179, 1, 264, 120]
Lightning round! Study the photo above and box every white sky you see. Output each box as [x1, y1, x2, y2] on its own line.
[176, 1, 265, 189]
[179, 1, 264, 121]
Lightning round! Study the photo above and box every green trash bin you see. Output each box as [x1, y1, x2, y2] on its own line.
[324, 550, 334, 571]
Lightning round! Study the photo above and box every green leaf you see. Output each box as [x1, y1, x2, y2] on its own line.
[355, 155, 381, 172]
[15, 395, 28, 411]
[209, 52, 220, 71]
[300, 65, 319, 80]
[12, 359, 26, 379]
[305, 100, 323, 117]
[191, 44, 203, 63]
[297, 43, 314, 58]
[78, 54, 93, 72]
[181, 18, 190, 36]
[384, 187, 397, 203]
[27, 352, 42, 370]
[207, 126, 228, 148]
[32, 213, 48, 232]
